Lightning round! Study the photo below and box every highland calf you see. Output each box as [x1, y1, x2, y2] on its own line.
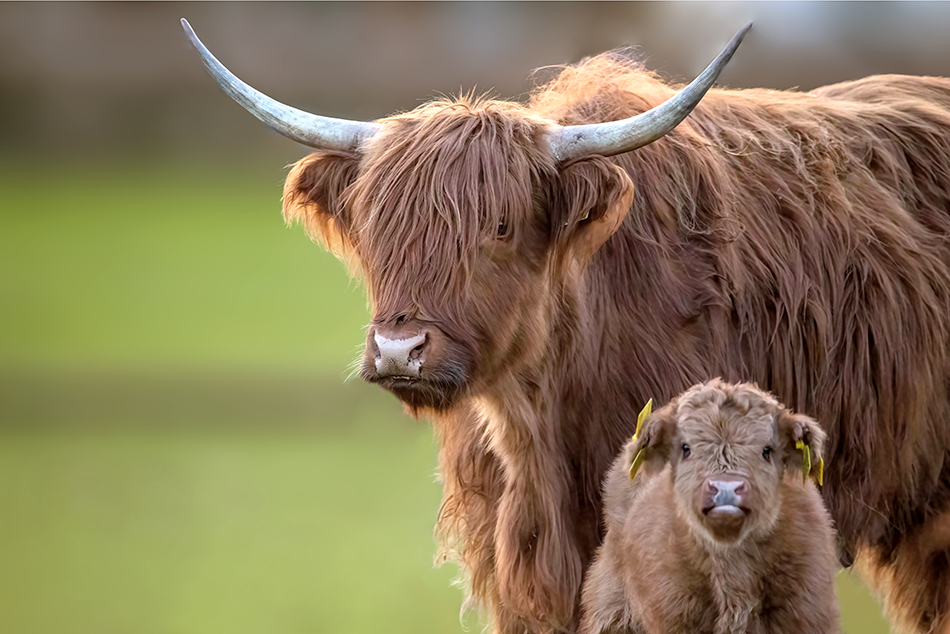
[581, 381, 838, 634]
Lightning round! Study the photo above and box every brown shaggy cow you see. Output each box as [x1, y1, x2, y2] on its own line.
[184, 20, 950, 634]
[581, 380, 838, 634]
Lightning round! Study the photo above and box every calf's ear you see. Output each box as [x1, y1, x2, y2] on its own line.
[282, 151, 361, 259]
[550, 156, 634, 269]
[627, 399, 677, 480]
[776, 411, 826, 486]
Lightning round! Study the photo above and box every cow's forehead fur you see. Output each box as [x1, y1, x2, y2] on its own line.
[343, 97, 558, 322]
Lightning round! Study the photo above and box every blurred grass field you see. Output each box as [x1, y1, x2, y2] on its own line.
[0, 160, 889, 633]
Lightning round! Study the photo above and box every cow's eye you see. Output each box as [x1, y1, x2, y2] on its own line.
[763, 446, 773, 461]
[682, 444, 691, 459]
[496, 218, 508, 238]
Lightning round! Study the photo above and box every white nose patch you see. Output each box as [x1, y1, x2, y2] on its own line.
[374, 332, 426, 376]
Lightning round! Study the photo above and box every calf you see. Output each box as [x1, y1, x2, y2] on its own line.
[581, 380, 839, 634]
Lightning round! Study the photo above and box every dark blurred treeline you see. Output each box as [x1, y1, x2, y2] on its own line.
[3, 1, 950, 164]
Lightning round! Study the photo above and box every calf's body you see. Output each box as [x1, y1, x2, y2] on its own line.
[582, 381, 839, 634]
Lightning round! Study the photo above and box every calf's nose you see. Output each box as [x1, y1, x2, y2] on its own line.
[372, 331, 427, 378]
[707, 480, 747, 507]
[703, 479, 749, 542]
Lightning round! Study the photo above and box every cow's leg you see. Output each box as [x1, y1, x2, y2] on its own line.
[856, 511, 950, 634]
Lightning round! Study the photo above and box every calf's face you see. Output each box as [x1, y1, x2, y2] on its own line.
[627, 381, 825, 545]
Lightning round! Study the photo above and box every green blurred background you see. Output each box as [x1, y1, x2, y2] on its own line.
[8, 2, 950, 632]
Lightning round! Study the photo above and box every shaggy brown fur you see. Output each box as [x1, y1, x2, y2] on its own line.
[281, 49, 950, 634]
[581, 380, 839, 634]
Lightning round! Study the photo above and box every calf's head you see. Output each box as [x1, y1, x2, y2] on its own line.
[628, 380, 825, 545]
[181, 20, 750, 412]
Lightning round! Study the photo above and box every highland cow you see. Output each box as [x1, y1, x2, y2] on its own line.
[581, 380, 839, 634]
[184, 19, 950, 634]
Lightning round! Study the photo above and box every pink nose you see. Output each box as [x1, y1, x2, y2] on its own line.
[371, 330, 427, 378]
[706, 479, 747, 507]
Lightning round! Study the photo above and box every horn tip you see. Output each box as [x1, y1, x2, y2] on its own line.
[737, 21, 753, 41]
[181, 18, 205, 53]
[181, 18, 196, 39]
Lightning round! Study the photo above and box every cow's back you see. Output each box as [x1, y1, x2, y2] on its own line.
[812, 74, 950, 108]
[813, 74, 950, 238]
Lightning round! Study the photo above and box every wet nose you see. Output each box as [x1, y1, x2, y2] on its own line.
[372, 330, 427, 378]
[706, 480, 747, 507]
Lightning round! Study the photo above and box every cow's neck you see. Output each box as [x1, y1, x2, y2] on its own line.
[557, 220, 713, 421]
[471, 366, 584, 630]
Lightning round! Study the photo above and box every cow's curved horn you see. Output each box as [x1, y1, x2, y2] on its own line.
[547, 22, 752, 161]
[181, 18, 379, 151]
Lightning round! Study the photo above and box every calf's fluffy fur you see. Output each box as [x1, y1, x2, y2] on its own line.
[581, 380, 838, 634]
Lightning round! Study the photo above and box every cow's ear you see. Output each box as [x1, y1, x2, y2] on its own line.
[775, 410, 826, 486]
[550, 156, 634, 266]
[626, 399, 677, 480]
[282, 151, 361, 257]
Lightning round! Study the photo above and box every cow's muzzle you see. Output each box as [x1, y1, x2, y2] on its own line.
[371, 330, 427, 379]
[361, 320, 469, 410]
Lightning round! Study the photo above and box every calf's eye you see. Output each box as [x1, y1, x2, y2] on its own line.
[682, 444, 691, 459]
[763, 446, 773, 461]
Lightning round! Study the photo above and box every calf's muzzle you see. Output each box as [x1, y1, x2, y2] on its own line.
[701, 477, 749, 543]
[706, 479, 747, 508]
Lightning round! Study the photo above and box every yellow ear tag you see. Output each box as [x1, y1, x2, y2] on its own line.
[817, 457, 824, 487]
[629, 399, 653, 480]
[629, 448, 646, 480]
[795, 440, 812, 486]
[632, 398, 653, 442]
